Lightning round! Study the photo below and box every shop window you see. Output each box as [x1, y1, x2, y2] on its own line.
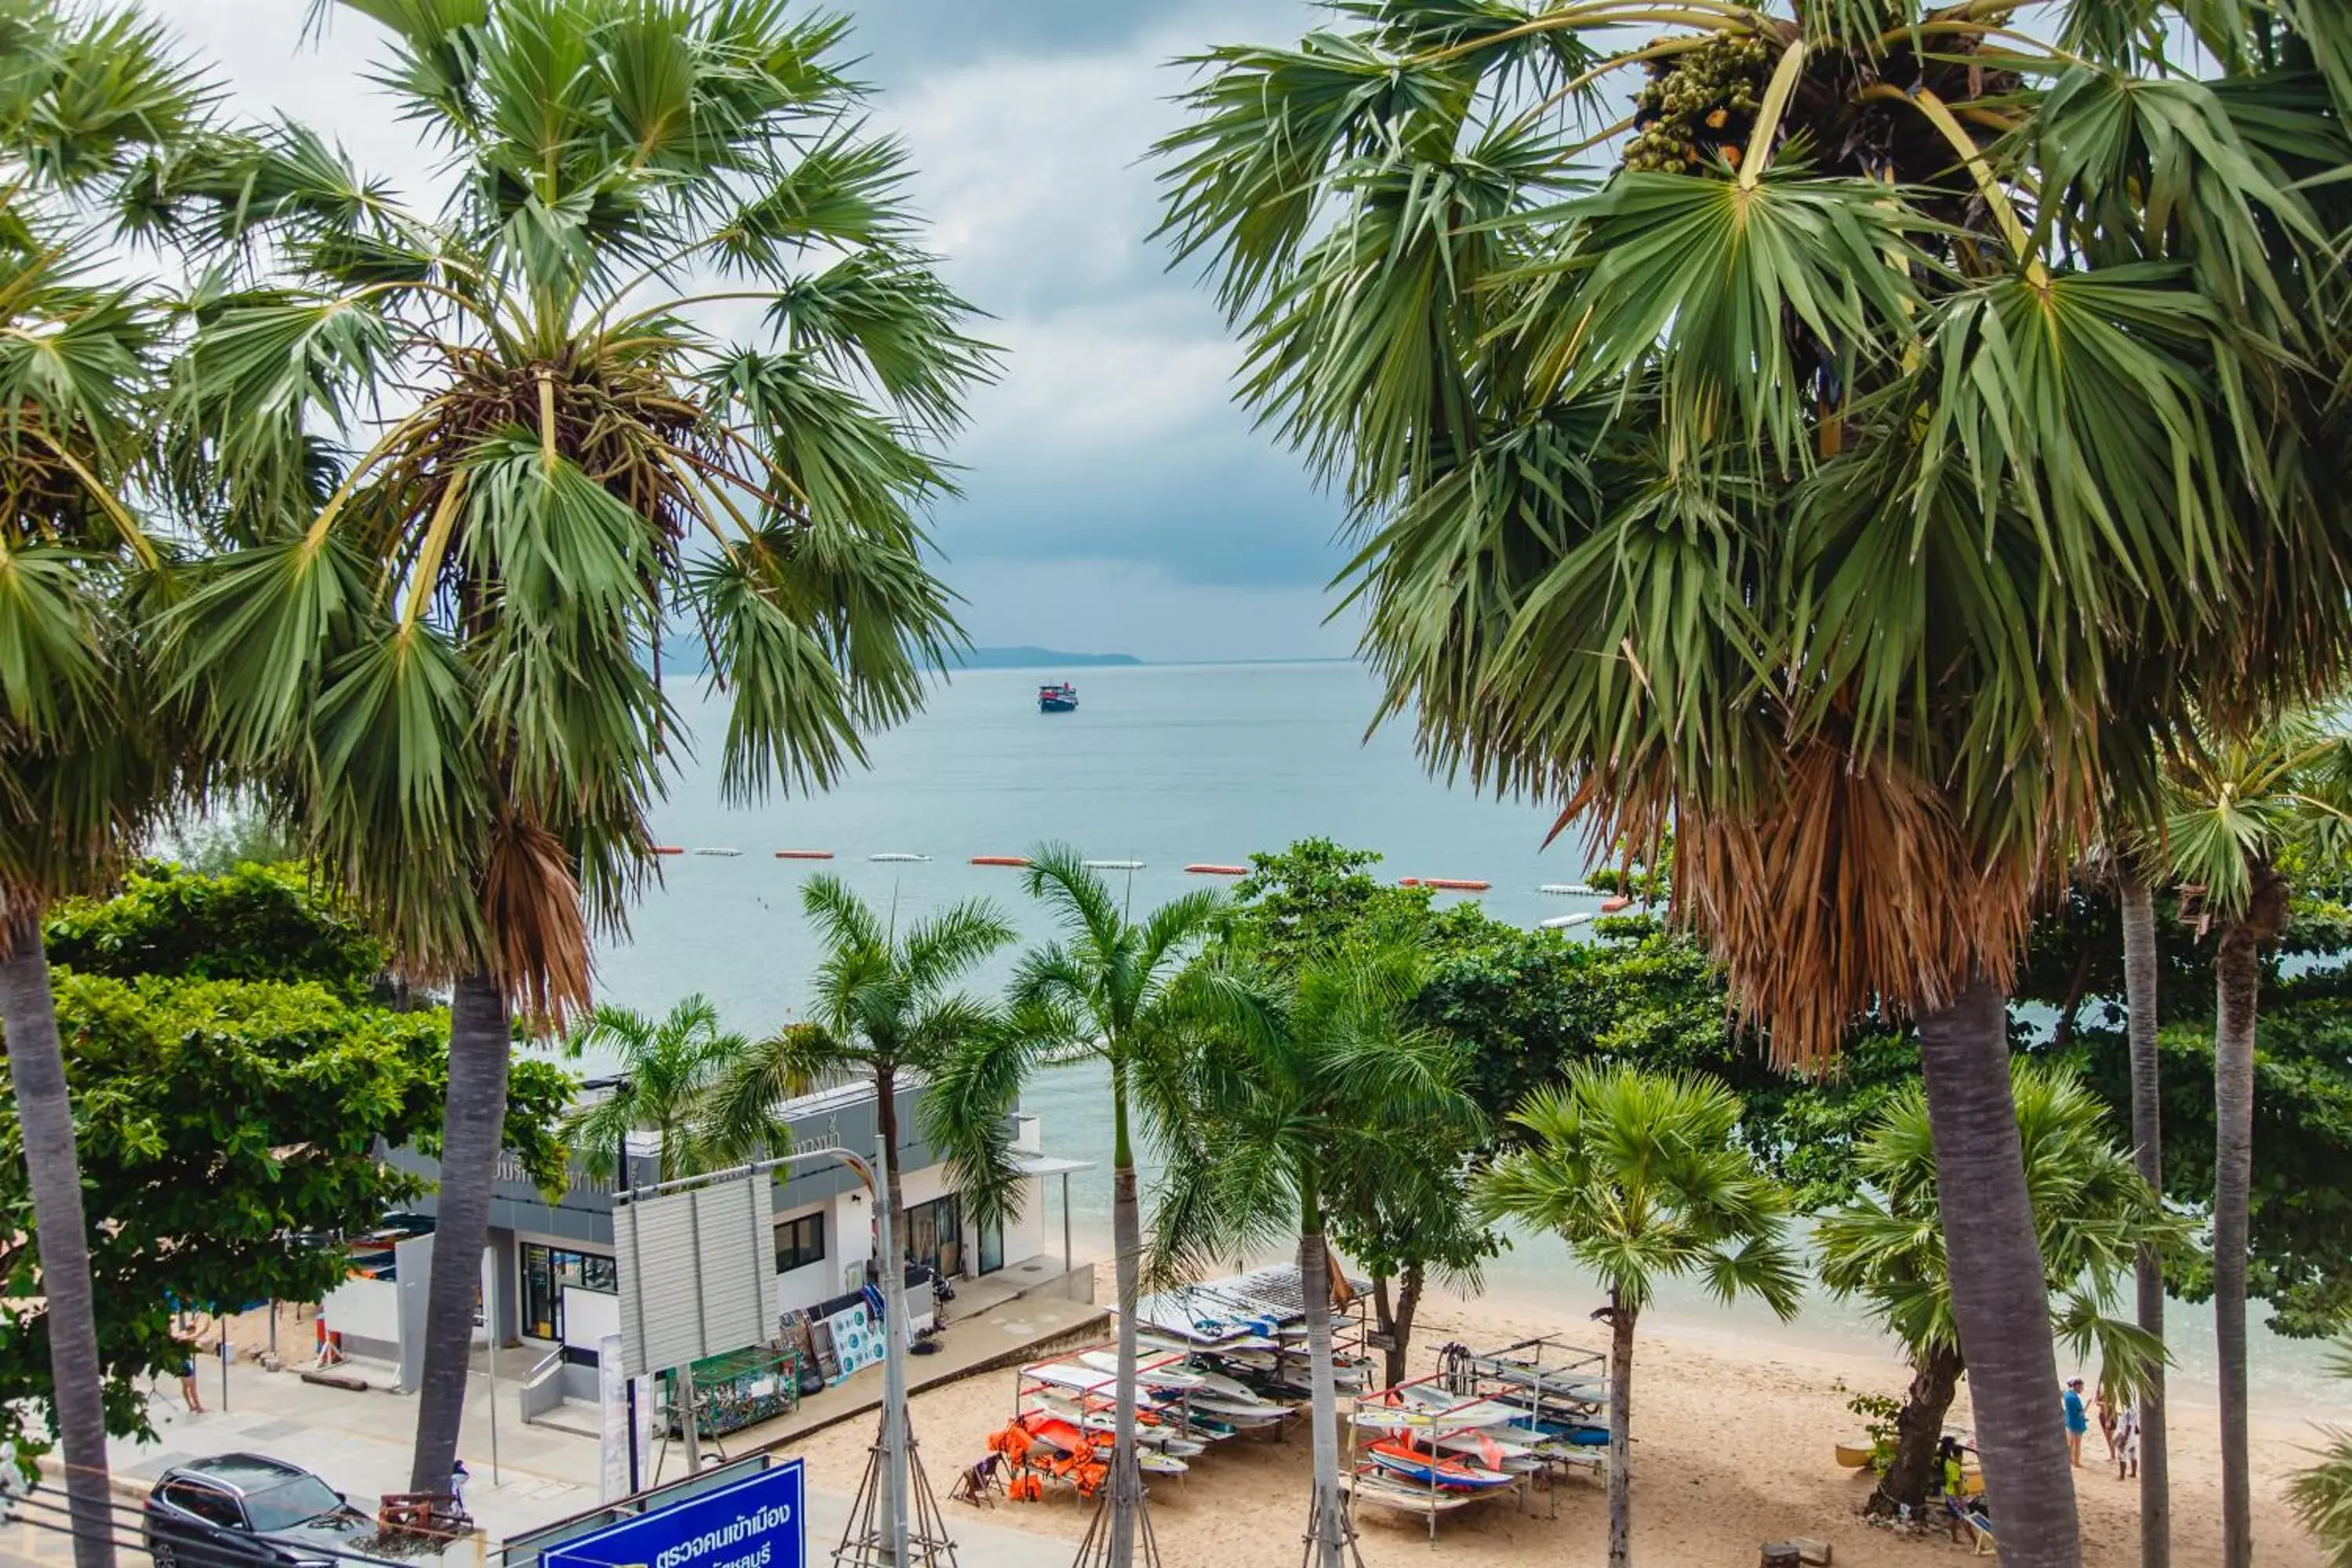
[520, 1241, 616, 1341]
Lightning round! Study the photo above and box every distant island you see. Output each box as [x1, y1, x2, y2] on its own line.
[949, 645, 1143, 670]
[648, 642, 1140, 676]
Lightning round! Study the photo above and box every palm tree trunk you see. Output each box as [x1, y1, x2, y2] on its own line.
[1, 916, 116, 1568]
[1871, 1342, 1966, 1516]
[1372, 1262, 1424, 1390]
[1298, 1199, 1345, 1568]
[2120, 873, 2169, 1568]
[408, 970, 512, 1494]
[1605, 1290, 1635, 1568]
[2212, 922, 2259, 1568]
[1917, 975, 2082, 1568]
[875, 1063, 906, 1278]
[1103, 1065, 1141, 1568]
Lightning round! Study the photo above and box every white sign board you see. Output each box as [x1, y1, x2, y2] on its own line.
[615, 1173, 778, 1377]
[598, 1334, 630, 1503]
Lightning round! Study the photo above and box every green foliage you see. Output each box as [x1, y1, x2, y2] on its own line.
[561, 996, 742, 1184]
[0, 970, 575, 1457]
[45, 860, 385, 997]
[1847, 1390, 1902, 1470]
[1479, 1062, 1802, 1319]
[1815, 1060, 2180, 1394]
[158, 0, 993, 1009]
[2288, 1340, 2352, 1566]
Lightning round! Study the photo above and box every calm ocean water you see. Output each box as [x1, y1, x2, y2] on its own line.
[590, 661, 2337, 1418]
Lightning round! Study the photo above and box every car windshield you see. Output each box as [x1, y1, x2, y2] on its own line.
[240, 1475, 342, 1533]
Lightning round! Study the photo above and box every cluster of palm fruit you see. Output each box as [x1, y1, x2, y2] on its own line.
[1622, 31, 1776, 173]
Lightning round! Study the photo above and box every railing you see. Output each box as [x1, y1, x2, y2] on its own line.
[518, 1347, 568, 1424]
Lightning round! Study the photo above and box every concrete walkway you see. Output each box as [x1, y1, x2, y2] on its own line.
[53, 1287, 1104, 1568]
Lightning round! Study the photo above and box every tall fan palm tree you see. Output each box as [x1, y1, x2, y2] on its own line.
[0, 6, 211, 1563]
[1157, 7, 2352, 1561]
[158, 0, 990, 1497]
[1152, 945, 1483, 1568]
[2157, 717, 2352, 1568]
[706, 877, 1016, 1258]
[1007, 844, 1229, 1568]
[561, 995, 740, 1185]
[1816, 1060, 2181, 1516]
[1478, 1065, 1802, 1568]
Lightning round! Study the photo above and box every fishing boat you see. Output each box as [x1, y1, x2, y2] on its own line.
[1038, 681, 1079, 713]
[1363, 1438, 1518, 1491]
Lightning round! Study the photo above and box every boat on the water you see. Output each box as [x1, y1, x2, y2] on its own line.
[1039, 681, 1079, 713]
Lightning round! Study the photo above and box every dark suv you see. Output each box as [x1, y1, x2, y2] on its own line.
[142, 1454, 382, 1568]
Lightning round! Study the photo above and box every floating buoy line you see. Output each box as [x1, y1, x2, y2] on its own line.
[869, 852, 930, 863]
[1084, 859, 1145, 871]
[651, 851, 1619, 902]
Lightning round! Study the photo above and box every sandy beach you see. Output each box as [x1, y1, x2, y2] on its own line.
[797, 1270, 2337, 1566]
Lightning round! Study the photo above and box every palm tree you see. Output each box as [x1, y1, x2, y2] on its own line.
[560, 996, 741, 1185]
[2157, 717, 2352, 1568]
[2117, 868, 2172, 1568]
[1478, 1064, 1802, 1568]
[1156, 8, 2352, 1561]
[1816, 1060, 2181, 1516]
[706, 877, 1015, 1265]
[1007, 844, 1229, 1568]
[1, 7, 211, 1563]
[157, 0, 989, 1497]
[2288, 1338, 2352, 1567]
[1151, 946, 1482, 1568]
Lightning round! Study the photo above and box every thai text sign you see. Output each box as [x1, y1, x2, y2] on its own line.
[543, 1460, 804, 1568]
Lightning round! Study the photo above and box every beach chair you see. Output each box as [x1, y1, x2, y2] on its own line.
[949, 1454, 1001, 1508]
[1944, 1495, 1995, 1555]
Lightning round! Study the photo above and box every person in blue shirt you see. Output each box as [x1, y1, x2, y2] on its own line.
[2061, 1377, 2089, 1466]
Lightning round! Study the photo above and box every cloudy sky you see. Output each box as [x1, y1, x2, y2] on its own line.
[150, 0, 1353, 662]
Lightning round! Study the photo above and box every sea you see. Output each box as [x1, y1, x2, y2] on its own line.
[590, 660, 2339, 1420]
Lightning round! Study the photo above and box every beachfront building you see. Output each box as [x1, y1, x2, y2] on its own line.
[320, 1076, 1091, 1397]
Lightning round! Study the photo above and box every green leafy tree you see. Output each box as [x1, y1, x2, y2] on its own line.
[1156, 6, 2352, 1560]
[45, 861, 384, 996]
[1817, 1062, 2180, 1515]
[158, 0, 991, 1496]
[1152, 946, 1482, 1568]
[0, 971, 572, 1466]
[561, 996, 742, 1185]
[708, 877, 1014, 1251]
[1478, 1065, 1802, 1568]
[1005, 844, 1232, 1567]
[0, 5, 216, 1557]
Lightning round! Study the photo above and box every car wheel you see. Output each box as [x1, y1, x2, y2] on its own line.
[149, 1539, 176, 1568]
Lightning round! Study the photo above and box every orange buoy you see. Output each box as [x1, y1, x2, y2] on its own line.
[1421, 877, 1492, 892]
[653, 845, 684, 855]
[970, 855, 1029, 867]
[773, 849, 834, 860]
[1599, 895, 1634, 913]
[1184, 863, 1250, 877]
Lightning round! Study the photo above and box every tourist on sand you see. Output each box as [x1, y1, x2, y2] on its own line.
[449, 1459, 470, 1514]
[2061, 1377, 2089, 1465]
[176, 1334, 205, 1414]
[2115, 1404, 2140, 1481]
[2096, 1387, 2118, 1461]
[1934, 1436, 1967, 1500]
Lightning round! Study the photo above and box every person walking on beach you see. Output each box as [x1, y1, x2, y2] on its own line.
[2115, 1403, 2140, 1481]
[2095, 1387, 2118, 1461]
[2061, 1377, 2089, 1466]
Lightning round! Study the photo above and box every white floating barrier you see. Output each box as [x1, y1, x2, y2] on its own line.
[1539, 883, 1599, 896]
[869, 852, 931, 863]
[1084, 859, 1145, 870]
[1539, 912, 1595, 930]
[691, 848, 742, 857]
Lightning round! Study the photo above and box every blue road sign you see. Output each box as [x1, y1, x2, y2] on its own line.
[543, 1461, 805, 1568]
